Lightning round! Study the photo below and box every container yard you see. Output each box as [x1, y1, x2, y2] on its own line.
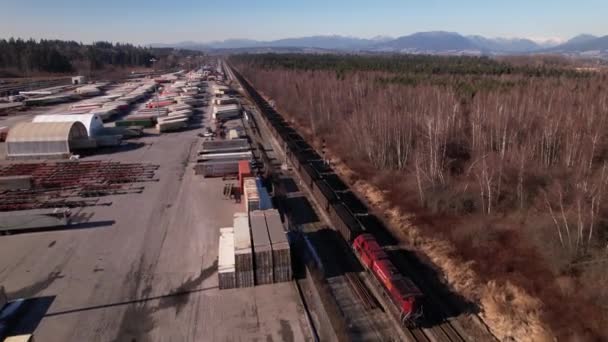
[0, 64, 312, 342]
[0, 60, 477, 342]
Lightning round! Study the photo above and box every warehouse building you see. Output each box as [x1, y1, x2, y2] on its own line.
[5, 121, 92, 159]
[32, 114, 105, 137]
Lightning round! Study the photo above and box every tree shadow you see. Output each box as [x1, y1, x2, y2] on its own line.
[157, 259, 218, 315]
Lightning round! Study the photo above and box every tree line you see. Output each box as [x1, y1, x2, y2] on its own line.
[230, 53, 585, 78]
[0, 38, 156, 74]
[232, 54, 608, 341]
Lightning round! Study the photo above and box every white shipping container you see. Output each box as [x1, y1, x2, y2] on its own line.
[218, 227, 236, 290]
[198, 151, 252, 162]
[244, 178, 260, 212]
[194, 160, 240, 177]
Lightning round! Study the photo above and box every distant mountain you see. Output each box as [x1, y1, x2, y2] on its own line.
[370, 35, 394, 43]
[264, 35, 374, 50]
[151, 32, 608, 57]
[374, 31, 478, 52]
[549, 35, 608, 52]
[467, 36, 540, 53]
[565, 34, 598, 46]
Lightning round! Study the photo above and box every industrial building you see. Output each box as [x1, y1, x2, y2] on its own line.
[32, 114, 105, 137]
[5, 121, 91, 159]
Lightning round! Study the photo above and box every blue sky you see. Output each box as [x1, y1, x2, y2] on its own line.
[1, 0, 606, 44]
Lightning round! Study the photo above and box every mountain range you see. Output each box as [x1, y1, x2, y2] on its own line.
[152, 32, 608, 57]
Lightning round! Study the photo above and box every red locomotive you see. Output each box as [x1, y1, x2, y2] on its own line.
[353, 234, 423, 323]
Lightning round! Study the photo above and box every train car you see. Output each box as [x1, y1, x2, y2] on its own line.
[234, 66, 425, 324]
[312, 178, 337, 212]
[309, 160, 332, 178]
[300, 164, 316, 188]
[337, 191, 368, 216]
[321, 173, 349, 193]
[328, 202, 363, 242]
[353, 234, 423, 323]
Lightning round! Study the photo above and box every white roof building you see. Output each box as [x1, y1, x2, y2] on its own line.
[6, 122, 89, 159]
[32, 114, 105, 136]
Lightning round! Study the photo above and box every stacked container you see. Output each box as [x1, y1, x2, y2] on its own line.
[218, 227, 236, 289]
[250, 210, 273, 285]
[256, 178, 273, 210]
[243, 178, 260, 212]
[233, 213, 254, 288]
[265, 209, 292, 283]
[238, 161, 252, 192]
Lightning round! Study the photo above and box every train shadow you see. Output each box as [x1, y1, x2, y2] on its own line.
[386, 248, 479, 326]
[283, 196, 319, 226]
[304, 228, 364, 278]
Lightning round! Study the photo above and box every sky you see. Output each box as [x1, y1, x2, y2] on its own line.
[0, 0, 606, 45]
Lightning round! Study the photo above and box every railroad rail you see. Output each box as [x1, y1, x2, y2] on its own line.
[0, 161, 159, 212]
[227, 61, 475, 342]
[0, 78, 72, 97]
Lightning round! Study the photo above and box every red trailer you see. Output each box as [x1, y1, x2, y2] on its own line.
[238, 160, 252, 192]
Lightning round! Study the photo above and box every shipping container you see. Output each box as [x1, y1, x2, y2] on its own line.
[218, 227, 236, 290]
[238, 161, 252, 191]
[200, 139, 249, 154]
[196, 151, 252, 163]
[250, 210, 273, 285]
[264, 209, 292, 283]
[156, 119, 187, 132]
[256, 178, 273, 210]
[195, 160, 240, 177]
[233, 213, 254, 288]
[212, 104, 241, 120]
[243, 178, 260, 212]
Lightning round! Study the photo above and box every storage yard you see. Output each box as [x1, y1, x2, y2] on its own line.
[0, 59, 496, 342]
[0, 65, 311, 341]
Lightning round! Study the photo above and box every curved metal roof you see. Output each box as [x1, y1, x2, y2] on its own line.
[7, 122, 88, 143]
[32, 114, 104, 136]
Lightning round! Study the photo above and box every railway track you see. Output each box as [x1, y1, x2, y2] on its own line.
[345, 272, 377, 311]
[227, 61, 472, 342]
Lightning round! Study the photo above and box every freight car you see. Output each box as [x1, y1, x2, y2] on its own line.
[311, 178, 337, 212]
[231, 65, 424, 324]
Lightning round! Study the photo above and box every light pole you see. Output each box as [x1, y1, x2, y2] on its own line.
[150, 58, 160, 121]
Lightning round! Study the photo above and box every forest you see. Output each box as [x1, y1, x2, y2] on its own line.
[231, 54, 608, 341]
[0, 38, 156, 76]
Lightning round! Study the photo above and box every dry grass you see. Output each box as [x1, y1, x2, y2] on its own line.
[341, 160, 554, 342]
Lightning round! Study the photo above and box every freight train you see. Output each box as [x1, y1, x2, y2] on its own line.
[228, 63, 424, 324]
